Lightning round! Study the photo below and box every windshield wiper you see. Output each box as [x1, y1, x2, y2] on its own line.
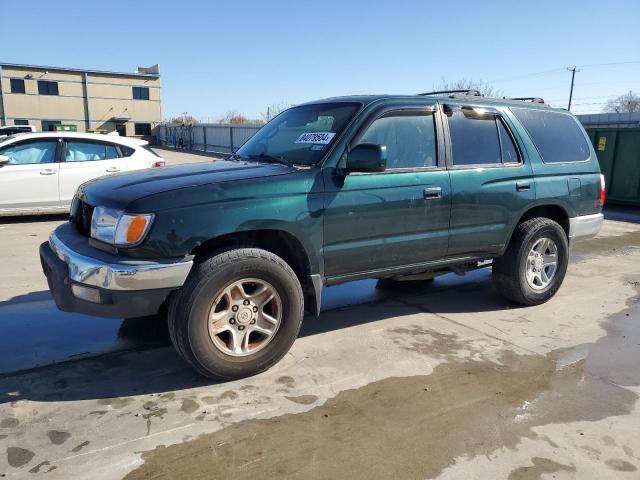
[248, 153, 295, 168]
[227, 152, 243, 161]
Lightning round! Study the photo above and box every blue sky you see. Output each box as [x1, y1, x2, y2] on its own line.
[2, 0, 639, 120]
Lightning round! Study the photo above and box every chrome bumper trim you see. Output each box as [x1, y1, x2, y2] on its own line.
[569, 213, 604, 241]
[48, 230, 193, 291]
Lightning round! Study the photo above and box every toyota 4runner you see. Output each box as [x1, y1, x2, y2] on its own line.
[40, 91, 605, 379]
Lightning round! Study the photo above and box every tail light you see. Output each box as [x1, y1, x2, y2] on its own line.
[599, 173, 606, 205]
[153, 160, 165, 168]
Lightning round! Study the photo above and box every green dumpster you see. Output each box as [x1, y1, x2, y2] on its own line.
[53, 124, 77, 132]
[586, 127, 640, 206]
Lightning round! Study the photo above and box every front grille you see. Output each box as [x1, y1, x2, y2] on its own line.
[70, 200, 94, 237]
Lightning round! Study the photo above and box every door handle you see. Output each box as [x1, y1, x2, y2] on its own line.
[423, 186, 442, 200]
[39, 169, 56, 175]
[516, 181, 530, 192]
[106, 167, 121, 173]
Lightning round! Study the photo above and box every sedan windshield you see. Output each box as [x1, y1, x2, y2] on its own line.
[235, 102, 360, 166]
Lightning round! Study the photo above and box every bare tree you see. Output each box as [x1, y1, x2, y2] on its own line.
[431, 78, 502, 97]
[169, 114, 198, 125]
[261, 102, 290, 122]
[604, 91, 640, 113]
[218, 111, 264, 125]
[218, 111, 249, 124]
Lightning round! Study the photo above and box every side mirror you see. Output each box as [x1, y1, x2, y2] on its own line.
[346, 143, 386, 173]
[0, 155, 10, 167]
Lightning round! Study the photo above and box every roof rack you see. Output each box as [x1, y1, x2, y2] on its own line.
[507, 97, 546, 104]
[418, 89, 482, 97]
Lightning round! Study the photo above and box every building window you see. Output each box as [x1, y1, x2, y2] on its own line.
[10, 79, 26, 94]
[14, 119, 29, 125]
[134, 123, 152, 136]
[38, 80, 59, 96]
[132, 86, 150, 100]
[41, 120, 62, 132]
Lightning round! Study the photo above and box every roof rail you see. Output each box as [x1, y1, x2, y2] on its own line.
[507, 97, 546, 104]
[418, 89, 481, 97]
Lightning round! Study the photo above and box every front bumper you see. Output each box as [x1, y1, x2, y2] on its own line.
[40, 223, 193, 318]
[569, 213, 604, 241]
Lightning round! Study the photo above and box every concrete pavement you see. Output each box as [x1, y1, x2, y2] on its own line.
[1, 152, 639, 479]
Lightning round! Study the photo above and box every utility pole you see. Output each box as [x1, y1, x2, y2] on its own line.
[567, 66, 580, 111]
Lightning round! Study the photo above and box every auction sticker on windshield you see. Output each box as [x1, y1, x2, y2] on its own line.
[295, 132, 336, 144]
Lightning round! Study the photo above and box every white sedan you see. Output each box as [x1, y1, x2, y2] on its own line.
[0, 132, 165, 216]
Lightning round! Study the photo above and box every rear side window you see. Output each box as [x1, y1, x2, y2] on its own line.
[497, 119, 519, 163]
[65, 141, 119, 162]
[511, 108, 590, 163]
[445, 106, 501, 166]
[120, 145, 135, 157]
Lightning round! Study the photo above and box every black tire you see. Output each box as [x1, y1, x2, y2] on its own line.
[168, 248, 304, 380]
[492, 217, 569, 306]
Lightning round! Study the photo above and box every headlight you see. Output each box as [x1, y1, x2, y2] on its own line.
[90, 206, 154, 246]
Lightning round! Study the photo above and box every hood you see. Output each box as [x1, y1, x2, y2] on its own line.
[78, 160, 294, 209]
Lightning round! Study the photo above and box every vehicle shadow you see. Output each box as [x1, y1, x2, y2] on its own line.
[0, 270, 516, 404]
[604, 205, 640, 224]
[0, 213, 68, 225]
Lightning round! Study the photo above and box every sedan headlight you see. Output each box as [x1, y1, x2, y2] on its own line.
[91, 206, 154, 246]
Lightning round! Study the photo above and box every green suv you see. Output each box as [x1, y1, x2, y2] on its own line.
[40, 91, 605, 379]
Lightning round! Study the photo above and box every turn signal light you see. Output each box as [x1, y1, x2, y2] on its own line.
[599, 174, 606, 205]
[127, 216, 150, 243]
[153, 160, 165, 167]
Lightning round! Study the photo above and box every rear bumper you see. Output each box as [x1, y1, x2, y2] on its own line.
[569, 213, 604, 241]
[40, 224, 193, 318]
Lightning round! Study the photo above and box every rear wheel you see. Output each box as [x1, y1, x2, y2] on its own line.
[168, 248, 304, 380]
[492, 217, 568, 306]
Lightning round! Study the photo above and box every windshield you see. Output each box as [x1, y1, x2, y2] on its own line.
[235, 102, 360, 166]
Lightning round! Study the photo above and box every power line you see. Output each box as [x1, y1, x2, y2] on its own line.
[488, 68, 566, 84]
[547, 94, 620, 102]
[488, 60, 640, 84]
[576, 60, 640, 68]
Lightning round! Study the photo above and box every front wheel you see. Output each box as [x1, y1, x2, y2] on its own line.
[168, 248, 304, 380]
[492, 218, 569, 306]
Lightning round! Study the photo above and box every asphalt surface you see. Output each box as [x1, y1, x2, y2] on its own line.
[0, 151, 639, 479]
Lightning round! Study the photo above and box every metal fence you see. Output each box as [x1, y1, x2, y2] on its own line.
[158, 123, 262, 154]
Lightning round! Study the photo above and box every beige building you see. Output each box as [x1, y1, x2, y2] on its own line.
[0, 62, 161, 137]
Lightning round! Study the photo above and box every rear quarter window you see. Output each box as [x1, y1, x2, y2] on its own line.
[511, 108, 590, 163]
[119, 145, 136, 157]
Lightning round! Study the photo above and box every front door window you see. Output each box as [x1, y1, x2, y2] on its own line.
[358, 111, 437, 169]
[0, 141, 58, 165]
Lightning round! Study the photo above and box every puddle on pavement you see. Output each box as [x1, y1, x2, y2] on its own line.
[124, 281, 640, 480]
[0, 304, 170, 374]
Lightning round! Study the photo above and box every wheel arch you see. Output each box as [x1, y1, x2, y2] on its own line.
[189, 229, 321, 315]
[502, 203, 571, 255]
